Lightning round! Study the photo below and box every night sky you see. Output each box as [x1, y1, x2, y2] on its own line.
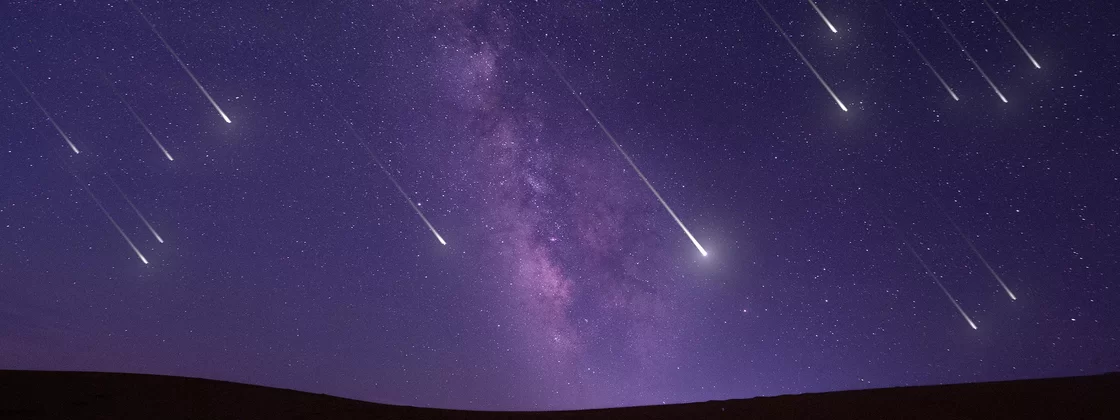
[1, 0, 1118, 411]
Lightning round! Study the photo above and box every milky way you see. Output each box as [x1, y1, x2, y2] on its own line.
[424, 3, 696, 405]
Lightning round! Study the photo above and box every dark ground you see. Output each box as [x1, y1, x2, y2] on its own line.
[0, 370, 1116, 419]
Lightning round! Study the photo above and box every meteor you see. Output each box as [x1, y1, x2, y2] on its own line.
[884, 216, 977, 330]
[331, 104, 446, 245]
[882, 8, 959, 101]
[755, 0, 848, 112]
[72, 174, 149, 264]
[127, 0, 231, 123]
[981, 0, 1041, 69]
[103, 171, 165, 244]
[99, 70, 174, 161]
[957, 229, 1016, 301]
[902, 240, 978, 329]
[534, 45, 709, 257]
[7, 66, 81, 154]
[807, 0, 838, 33]
[926, 193, 1017, 301]
[924, 2, 1008, 103]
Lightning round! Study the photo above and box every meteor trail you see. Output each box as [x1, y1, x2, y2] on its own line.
[883, 216, 977, 329]
[72, 174, 149, 264]
[103, 171, 165, 244]
[127, 0, 231, 123]
[956, 227, 1016, 301]
[99, 71, 174, 161]
[981, 0, 1041, 69]
[926, 193, 1017, 300]
[534, 45, 709, 257]
[807, 0, 838, 33]
[882, 8, 959, 101]
[924, 2, 1008, 103]
[901, 239, 978, 329]
[330, 103, 446, 245]
[7, 66, 81, 154]
[755, 0, 848, 112]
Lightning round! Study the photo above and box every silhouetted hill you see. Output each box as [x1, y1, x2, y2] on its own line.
[1, 370, 1116, 419]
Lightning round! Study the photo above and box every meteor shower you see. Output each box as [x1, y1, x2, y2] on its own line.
[1, 0, 1116, 413]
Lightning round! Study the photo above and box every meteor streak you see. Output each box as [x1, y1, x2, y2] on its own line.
[957, 229, 1016, 301]
[331, 104, 446, 245]
[72, 174, 149, 264]
[534, 46, 709, 257]
[127, 0, 231, 123]
[807, 0, 838, 33]
[901, 240, 978, 329]
[755, 0, 848, 112]
[99, 71, 174, 161]
[7, 66, 81, 154]
[926, 193, 1017, 300]
[981, 0, 1041, 69]
[882, 8, 959, 101]
[924, 2, 1008, 103]
[103, 171, 165, 244]
[883, 216, 977, 329]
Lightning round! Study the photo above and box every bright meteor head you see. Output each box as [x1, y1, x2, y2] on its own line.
[808, 0, 838, 34]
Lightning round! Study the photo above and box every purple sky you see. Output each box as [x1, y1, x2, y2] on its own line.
[1, 0, 1117, 411]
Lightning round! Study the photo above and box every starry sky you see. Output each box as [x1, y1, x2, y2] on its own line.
[1, 0, 1118, 411]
